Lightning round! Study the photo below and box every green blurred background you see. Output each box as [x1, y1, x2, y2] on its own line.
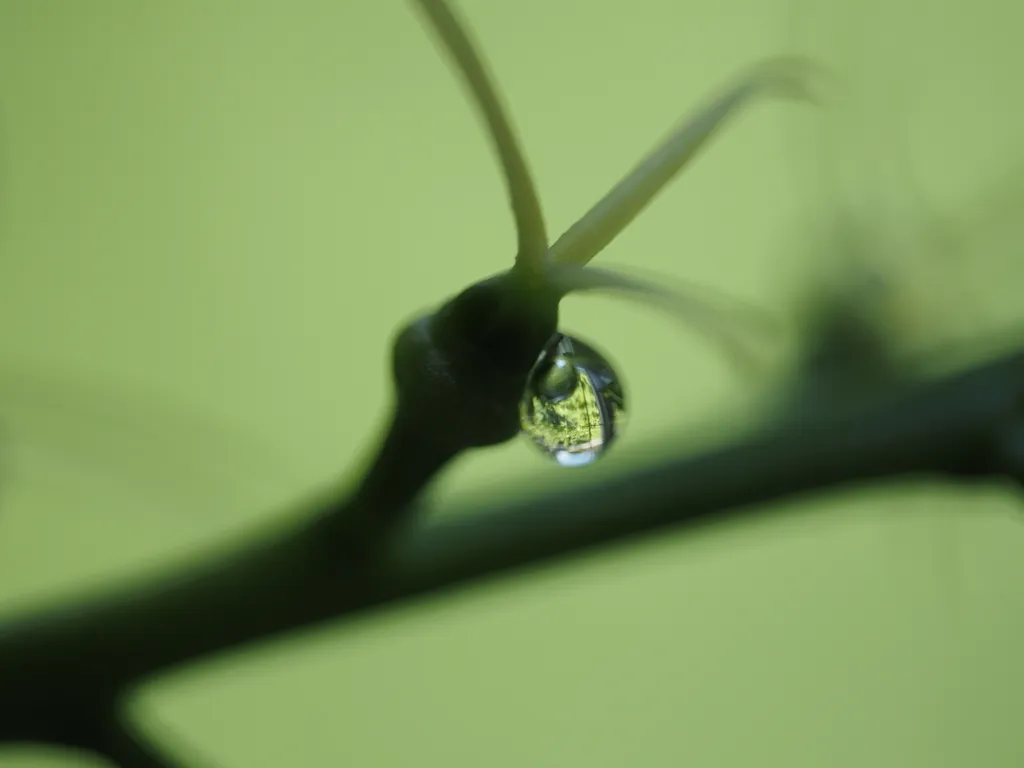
[0, 0, 1023, 765]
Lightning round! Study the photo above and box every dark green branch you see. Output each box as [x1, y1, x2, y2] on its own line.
[0, 343, 1021, 744]
[87, 710, 193, 768]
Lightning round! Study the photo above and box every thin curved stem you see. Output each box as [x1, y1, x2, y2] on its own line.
[550, 57, 827, 267]
[546, 263, 780, 373]
[410, 0, 549, 276]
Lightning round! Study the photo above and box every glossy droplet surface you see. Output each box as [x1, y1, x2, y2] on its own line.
[519, 334, 626, 467]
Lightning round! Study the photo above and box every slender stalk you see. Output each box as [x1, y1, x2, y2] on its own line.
[410, 0, 549, 275]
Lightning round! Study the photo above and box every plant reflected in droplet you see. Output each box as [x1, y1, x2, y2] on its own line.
[519, 333, 625, 467]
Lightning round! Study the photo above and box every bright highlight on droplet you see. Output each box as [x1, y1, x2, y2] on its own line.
[519, 333, 626, 466]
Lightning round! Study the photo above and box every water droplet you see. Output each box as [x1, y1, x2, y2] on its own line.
[519, 333, 626, 467]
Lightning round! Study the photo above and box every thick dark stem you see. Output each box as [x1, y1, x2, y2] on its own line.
[316, 406, 459, 541]
[0, 408, 458, 747]
[87, 711, 194, 768]
[0, 344, 1020, 747]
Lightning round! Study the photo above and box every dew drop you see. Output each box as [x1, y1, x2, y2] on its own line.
[519, 333, 626, 467]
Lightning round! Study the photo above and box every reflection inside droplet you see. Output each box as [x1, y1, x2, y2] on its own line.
[519, 333, 626, 466]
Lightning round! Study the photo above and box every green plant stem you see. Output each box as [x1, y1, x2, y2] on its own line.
[87, 711, 193, 768]
[0, 344, 1021, 746]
